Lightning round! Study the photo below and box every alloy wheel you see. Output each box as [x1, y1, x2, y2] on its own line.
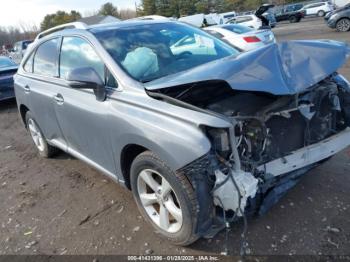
[137, 169, 183, 233]
[28, 118, 45, 152]
[337, 19, 350, 32]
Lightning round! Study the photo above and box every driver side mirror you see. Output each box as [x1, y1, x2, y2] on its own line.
[67, 67, 106, 102]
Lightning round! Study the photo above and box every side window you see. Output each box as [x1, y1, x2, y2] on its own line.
[60, 37, 105, 81]
[236, 16, 252, 23]
[207, 30, 224, 39]
[23, 52, 34, 73]
[33, 38, 59, 77]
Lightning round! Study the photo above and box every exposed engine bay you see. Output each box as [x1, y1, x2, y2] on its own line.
[148, 73, 350, 224]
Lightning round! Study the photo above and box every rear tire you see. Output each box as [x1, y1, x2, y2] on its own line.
[25, 111, 58, 158]
[130, 151, 199, 246]
[336, 18, 350, 32]
[317, 10, 325, 17]
[289, 16, 297, 23]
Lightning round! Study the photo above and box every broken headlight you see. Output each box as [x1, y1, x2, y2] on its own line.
[207, 128, 231, 158]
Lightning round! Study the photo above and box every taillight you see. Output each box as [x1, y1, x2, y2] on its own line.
[243, 36, 261, 43]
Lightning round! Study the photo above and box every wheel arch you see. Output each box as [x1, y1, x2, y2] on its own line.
[19, 104, 30, 127]
[117, 130, 211, 189]
[120, 144, 148, 189]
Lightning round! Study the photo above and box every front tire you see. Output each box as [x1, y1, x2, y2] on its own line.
[130, 151, 199, 245]
[336, 18, 350, 32]
[25, 111, 58, 158]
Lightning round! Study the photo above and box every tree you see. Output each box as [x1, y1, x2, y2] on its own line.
[40, 10, 82, 31]
[179, 0, 197, 16]
[99, 2, 119, 17]
[139, 0, 157, 15]
[156, 0, 171, 17]
[195, 0, 210, 13]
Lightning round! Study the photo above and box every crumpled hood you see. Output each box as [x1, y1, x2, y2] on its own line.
[145, 40, 350, 95]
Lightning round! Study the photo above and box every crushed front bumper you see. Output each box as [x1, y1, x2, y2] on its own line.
[257, 127, 350, 177]
[213, 128, 350, 216]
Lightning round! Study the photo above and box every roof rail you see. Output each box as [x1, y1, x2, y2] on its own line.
[35, 22, 88, 41]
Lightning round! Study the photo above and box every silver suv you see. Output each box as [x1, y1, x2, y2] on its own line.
[14, 21, 350, 245]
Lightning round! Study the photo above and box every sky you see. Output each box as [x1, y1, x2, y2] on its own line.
[0, 0, 140, 28]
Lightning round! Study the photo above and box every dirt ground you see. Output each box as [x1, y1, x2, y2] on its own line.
[0, 17, 349, 256]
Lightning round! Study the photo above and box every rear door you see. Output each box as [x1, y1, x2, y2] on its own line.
[304, 4, 318, 15]
[53, 36, 117, 174]
[18, 37, 66, 148]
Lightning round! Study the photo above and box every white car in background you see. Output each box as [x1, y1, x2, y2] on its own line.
[128, 15, 173, 21]
[302, 2, 334, 16]
[204, 24, 275, 51]
[219, 11, 237, 23]
[170, 34, 217, 55]
[226, 14, 262, 29]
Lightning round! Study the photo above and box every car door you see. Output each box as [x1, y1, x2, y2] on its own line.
[19, 37, 67, 148]
[279, 8, 289, 20]
[305, 4, 317, 15]
[54, 36, 117, 174]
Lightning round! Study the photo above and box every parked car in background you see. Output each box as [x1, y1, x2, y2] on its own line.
[275, 4, 305, 23]
[10, 40, 33, 64]
[129, 15, 172, 21]
[325, 3, 350, 21]
[170, 34, 217, 55]
[302, 2, 334, 17]
[0, 56, 18, 100]
[255, 4, 276, 27]
[326, 3, 350, 31]
[204, 24, 275, 51]
[219, 11, 236, 23]
[14, 20, 350, 246]
[179, 14, 206, 27]
[226, 15, 262, 29]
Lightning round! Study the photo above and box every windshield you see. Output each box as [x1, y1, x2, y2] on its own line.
[0, 57, 16, 68]
[92, 22, 239, 83]
[222, 24, 254, 34]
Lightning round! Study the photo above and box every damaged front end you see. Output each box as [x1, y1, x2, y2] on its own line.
[175, 74, 350, 238]
[147, 40, 350, 238]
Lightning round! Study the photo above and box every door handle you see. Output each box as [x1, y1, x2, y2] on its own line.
[23, 85, 30, 93]
[53, 93, 64, 104]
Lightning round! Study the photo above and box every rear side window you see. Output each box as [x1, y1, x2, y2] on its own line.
[206, 30, 224, 38]
[222, 25, 253, 34]
[235, 16, 253, 23]
[59, 37, 104, 81]
[33, 38, 59, 77]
